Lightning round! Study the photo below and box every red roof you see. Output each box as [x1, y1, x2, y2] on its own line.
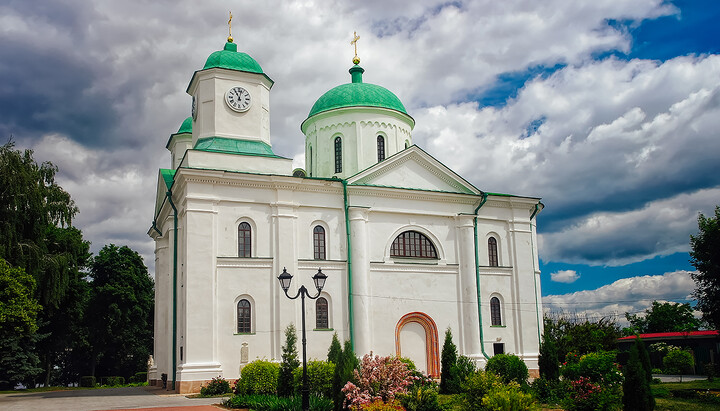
[618, 330, 719, 340]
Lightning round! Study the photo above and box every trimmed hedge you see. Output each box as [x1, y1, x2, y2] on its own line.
[80, 376, 96, 387]
[485, 354, 529, 386]
[292, 360, 335, 398]
[235, 360, 280, 395]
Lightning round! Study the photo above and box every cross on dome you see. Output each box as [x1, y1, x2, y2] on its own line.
[228, 11, 233, 43]
[351, 31, 360, 64]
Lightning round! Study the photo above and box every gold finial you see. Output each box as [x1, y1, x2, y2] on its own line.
[350, 31, 360, 64]
[228, 11, 233, 43]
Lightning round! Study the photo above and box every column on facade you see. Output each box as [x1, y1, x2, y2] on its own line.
[455, 215, 481, 357]
[150, 232, 169, 385]
[349, 207, 371, 356]
[271, 202, 298, 359]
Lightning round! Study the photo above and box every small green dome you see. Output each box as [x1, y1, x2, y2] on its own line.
[176, 117, 192, 134]
[203, 42, 264, 74]
[306, 65, 409, 119]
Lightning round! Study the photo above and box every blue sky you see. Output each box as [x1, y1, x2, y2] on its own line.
[1, 0, 719, 322]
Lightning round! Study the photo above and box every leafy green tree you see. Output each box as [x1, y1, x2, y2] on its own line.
[327, 332, 342, 365]
[0, 258, 42, 389]
[625, 301, 700, 334]
[623, 338, 654, 411]
[278, 323, 300, 396]
[87, 244, 154, 379]
[663, 349, 694, 375]
[690, 206, 720, 329]
[440, 327, 459, 394]
[543, 315, 621, 362]
[538, 329, 560, 381]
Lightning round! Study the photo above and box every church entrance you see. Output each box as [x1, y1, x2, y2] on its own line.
[395, 312, 440, 378]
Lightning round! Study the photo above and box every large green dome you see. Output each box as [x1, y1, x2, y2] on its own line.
[306, 65, 409, 119]
[175, 117, 192, 134]
[203, 42, 264, 74]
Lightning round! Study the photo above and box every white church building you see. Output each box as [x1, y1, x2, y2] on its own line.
[148, 34, 544, 393]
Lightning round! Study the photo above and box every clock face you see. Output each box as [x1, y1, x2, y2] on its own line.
[225, 86, 252, 112]
[191, 95, 197, 120]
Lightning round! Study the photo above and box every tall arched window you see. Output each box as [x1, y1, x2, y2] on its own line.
[313, 226, 326, 260]
[334, 137, 342, 173]
[316, 297, 329, 329]
[490, 297, 502, 326]
[309, 145, 312, 176]
[390, 231, 438, 258]
[488, 237, 498, 267]
[238, 222, 252, 258]
[237, 299, 251, 333]
[377, 135, 385, 162]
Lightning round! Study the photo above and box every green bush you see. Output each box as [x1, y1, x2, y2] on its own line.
[530, 377, 569, 404]
[564, 377, 622, 411]
[235, 360, 280, 395]
[200, 376, 231, 396]
[292, 360, 335, 398]
[454, 355, 477, 386]
[463, 370, 502, 411]
[481, 381, 537, 411]
[80, 376, 96, 387]
[663, 349, 694, 374]
[651, 368, 662, 374]
[223, 393, 333, 411]
[651, 386, 670, 398]
[561, 351, 622, 386]
[129, 372, 147, 383]
[399, 384, 444, 411]
[279, 324, 300, 397]
[485, 354, 529, 386]
[105, 376, 125, 386]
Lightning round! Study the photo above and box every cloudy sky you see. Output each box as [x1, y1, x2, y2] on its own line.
[3, 0, 719, 323]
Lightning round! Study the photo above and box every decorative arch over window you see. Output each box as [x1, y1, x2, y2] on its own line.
[237, 299, 252, 333]
[316, 297, 329, 329]
[377, 135, 386, 162]
[488, 237, 499, 267]
[238, 222, 252, 258]
[395, 312, 440, 378]
[313, 225, 326, 260]
[334, 137, 342, 173]
[490, 296, 502, 326]
[391, 231, 438, 258]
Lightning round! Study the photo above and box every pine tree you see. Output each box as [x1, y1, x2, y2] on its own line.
[538, 331, 560, 381]
[332, 339, 358, 411]
[327, 332, 342, 364]
[623, 337, 654, 411]
[440, 327, 459, 394]
[278, 323, 300, 397]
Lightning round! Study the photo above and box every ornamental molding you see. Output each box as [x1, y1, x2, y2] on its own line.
[348, 186, 477, 205]
[369, 263, 458, 275]
[216, 257, 273, 269]
[317, 121, 355, 133]
[182, 175, 342, 196]
[298, 260, 347, 270]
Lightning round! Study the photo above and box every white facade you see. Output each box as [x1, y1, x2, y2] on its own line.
[148, 41, 543, 393]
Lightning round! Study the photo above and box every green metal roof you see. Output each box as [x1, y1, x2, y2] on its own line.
[306, 65, 409, 120]
[194, 137, 284, 158]
[160, 169, 176, 189]
[203, 42, 264, 74]
[175, 117, 192, 134]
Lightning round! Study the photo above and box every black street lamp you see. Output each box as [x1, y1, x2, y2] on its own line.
[277, 267, 327, 411]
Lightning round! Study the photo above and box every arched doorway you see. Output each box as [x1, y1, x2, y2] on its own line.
[395, 312, 440, 378]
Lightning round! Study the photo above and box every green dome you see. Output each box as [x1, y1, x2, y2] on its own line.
[306, 65, 409, 119]
[203, 42, 264, 74]
[176, 117, 192, 134]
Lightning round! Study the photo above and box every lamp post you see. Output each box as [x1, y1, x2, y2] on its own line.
[277, 267, 327, 411]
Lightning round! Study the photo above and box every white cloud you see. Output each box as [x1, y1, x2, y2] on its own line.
[551, 270, 580, 283]
[542, 270, 697, 323]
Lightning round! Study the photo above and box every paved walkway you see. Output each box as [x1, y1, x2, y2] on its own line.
[0, 386, 229, 411]
[653, 374, 707, 383]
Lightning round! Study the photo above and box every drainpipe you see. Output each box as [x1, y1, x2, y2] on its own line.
[166, 190, 178, 391]
[473, 192, 491, 360]
[151, 219, 162, 237]
[342, 180, 355, 350]
[530, 202, 543, 345]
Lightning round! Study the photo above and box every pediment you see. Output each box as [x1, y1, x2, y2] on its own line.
[346, 146, 481, 195]
[153, 169, 175, 218]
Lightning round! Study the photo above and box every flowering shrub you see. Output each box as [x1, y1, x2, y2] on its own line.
[564, 377, 621, 411]
[359, 399, 405, 411]
[561, 351, 622, 386]
[342, 353, 415, 410]
[200, 375, 231, 396]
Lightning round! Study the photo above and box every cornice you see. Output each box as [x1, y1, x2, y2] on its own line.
[216, 257, 273, 269]
[369, 262, 458, 274]
[348, 185, 477, 205]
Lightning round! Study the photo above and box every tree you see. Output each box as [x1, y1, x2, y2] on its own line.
[0, 258, 42, 389]
[538, 328, 560, 381]
[622, 338, 654, 411]
[625, 301, 701, 334]
[327, 332, 342, 365]
[278, 323, 300, 396]
[87, 244, 154, 379]
[690, 206, 720, 329]
[543, 314, 621, 362]
[440, 327, 459, 394]
[332, 339, 358, 411]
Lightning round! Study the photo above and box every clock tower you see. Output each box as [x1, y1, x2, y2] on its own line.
[186, 40, 274, 150]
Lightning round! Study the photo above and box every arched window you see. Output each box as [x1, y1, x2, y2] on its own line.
[316, 297, 329, 329]
[309, 145, 312, 176]
[238, 222, 252, 258]
[377, 135, 385, 162]
[390, 231, 438, 258]
[405, 140, 410, 149]
[334, 137, 342, 173]
[237, 299, 251, 333]
[490, 297, 502, 326]
[313, 226, 326, 260]
[488, 237, 498, 267]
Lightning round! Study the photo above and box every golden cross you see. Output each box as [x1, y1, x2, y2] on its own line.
[228, 11, 233, 42]
[350, 31, 360, 64]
